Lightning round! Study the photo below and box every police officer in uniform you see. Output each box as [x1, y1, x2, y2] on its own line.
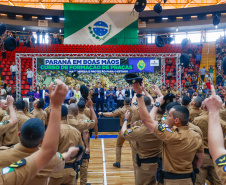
[0, 79, 83, 185]
[14, 100, 30, 131]
[189, 96, 203, 122]
[181, 95, 191, 109]
[98, 97, 132, 168]
[0, 118, 69, 185]
[23, 100, 35, 118]
[165, 102, 203, 137]
[76, 100, 93, 185]
[161, 85, 168, 96]
[171, 85, 181, 99]
[0, 96, 18, 145]
[82, 100, 98, 139]
[67, 101, 96, 134]
[31, 98, 47, 125]
[193, 102, 225, 184]
[204, 85, 226, 184]
[1, 100, 30, 146]
[133, 82, 204, 185]
[148, 85, 157, 99]
[122, 97, 162, 185]
[49, 105, 84, 185]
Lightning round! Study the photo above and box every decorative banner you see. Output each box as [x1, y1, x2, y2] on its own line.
[64, 4, 139, 45]
[128, 58, 160, 73]
[36, 57, 161, 87]
[40, 58, 134, 73]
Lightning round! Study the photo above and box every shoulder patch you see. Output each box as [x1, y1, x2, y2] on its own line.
[0, 120, 9, 125]
[124, 128, 134, 136]
[133, 102, 137, 106]
[161, 117, 166, 121]
[2, 167, 15, 175]
[216, 155, 226, 166]
[9, 159, 26, 168]
[158, 124, 165, 132]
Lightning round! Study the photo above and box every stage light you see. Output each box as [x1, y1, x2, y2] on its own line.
[23, 27, 25, 31]
[213, 15, 220, 26]
[134, 0, 147, 13]
[154, 3, 162, 14]
[59, 29, 62, 33]
[176, 28, 178, 32]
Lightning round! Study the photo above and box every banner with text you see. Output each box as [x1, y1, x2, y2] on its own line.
[42, 59, 134, 73]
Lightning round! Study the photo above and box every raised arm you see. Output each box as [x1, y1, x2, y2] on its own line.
[86, 99, 98, 139]
[131, 93, 137, 104]
[133, 83, 162, 132]
[6, 96, 18, 126]
[0, 96, 18, 135]
[141, 83, 154, 104]
[121, 110, 130, 137]
[30, 79, 68, 173]
[205, 85, 226, 161]
[98, 112, 113, 117]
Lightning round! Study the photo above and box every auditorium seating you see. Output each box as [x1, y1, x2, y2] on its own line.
[0, 43, 202, 95]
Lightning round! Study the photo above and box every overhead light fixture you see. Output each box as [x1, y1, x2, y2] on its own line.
[45, 17, 52, 20]
[59, 18, 65, 21]
[215, 25, 218, 29]
[176, 28, 178, 32]
[162, 17, 168, 20]
[59, 29, 62, 33]
[23, 27, 25, 30]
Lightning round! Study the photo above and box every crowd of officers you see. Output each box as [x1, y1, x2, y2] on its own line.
[1, 79, 226, 185]
[100, 82, 226, 185]
[0, 79, 98, 185]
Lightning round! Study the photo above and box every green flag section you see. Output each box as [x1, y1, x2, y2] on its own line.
[64, 4, 139, 45]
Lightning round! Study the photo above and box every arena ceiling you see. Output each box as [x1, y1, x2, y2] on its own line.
[0, 0, 225, 10]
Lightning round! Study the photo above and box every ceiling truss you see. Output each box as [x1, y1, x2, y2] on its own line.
[0, 0, 224, 10]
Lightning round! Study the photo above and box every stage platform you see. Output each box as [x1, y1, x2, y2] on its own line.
[97, 117, 120, 132]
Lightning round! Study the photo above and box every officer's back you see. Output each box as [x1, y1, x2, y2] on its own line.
[0, 118, 65, 185]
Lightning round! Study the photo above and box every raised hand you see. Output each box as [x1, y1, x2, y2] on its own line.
[204, 85, 223, 112]
[124, 110, 130, 120]
[153, 85, 162, 97]
[133, 83, 143, 94]
[6, 96, 14, 107]
[48, 79, 68, 107]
